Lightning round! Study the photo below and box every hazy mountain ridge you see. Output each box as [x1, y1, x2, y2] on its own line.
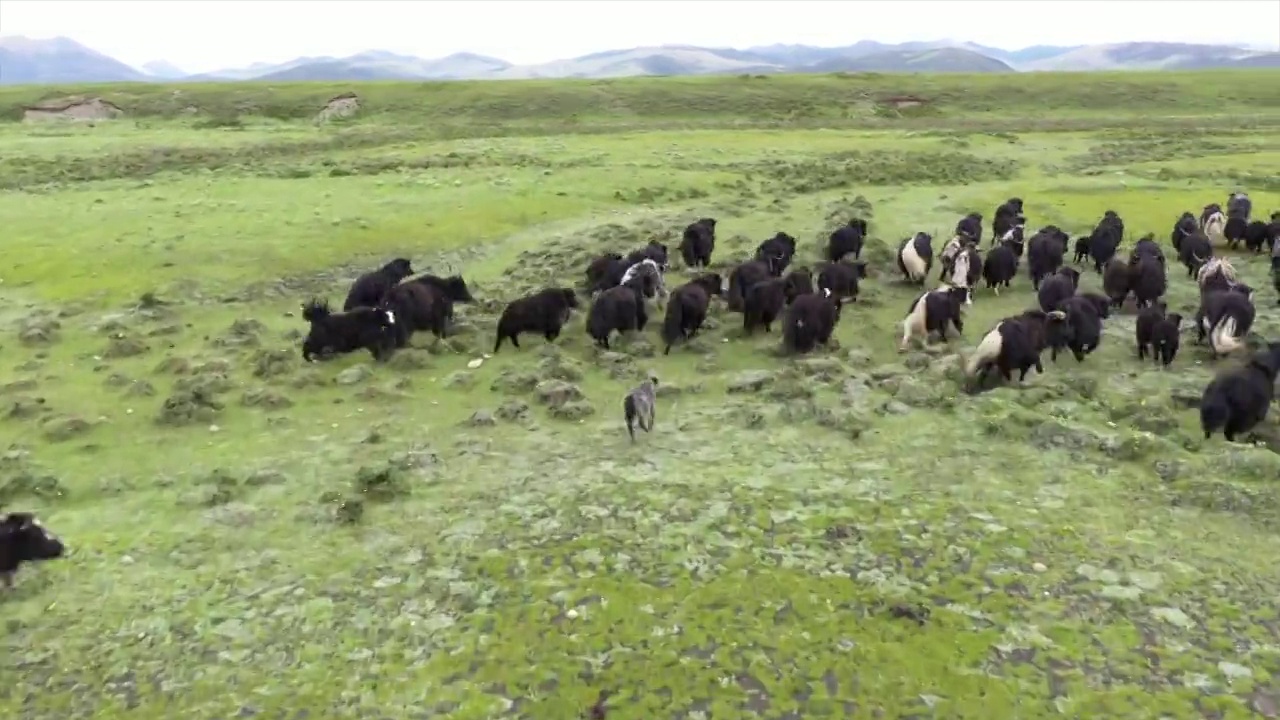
[0, 35, 1276, 86]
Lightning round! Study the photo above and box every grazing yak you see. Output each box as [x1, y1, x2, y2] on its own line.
[343, 257, 414, 311]
[1196, 286, 1255, 358]
[1200, 341, 1280, 442]
[1135, 302, 1182, 367]
[947, 243, 982, 304]
[899, 285, 968, 351]
[587, 276, 649, 349]
[743, 277, 789, 335]
[965, 309, 1067, 387]
[982, 238, 1019, 295]
[1037, 266, 1080, 313]
[408, 273, 475, 325]
[896, 232, 934, 285]
[827, 218, 869, 263]
[726, 258, 780, 312]
[1, 512, 65, 589]
[818, 260, 868, 303]
[1027, 226, 1068, 290]
[1086, 211, 1124, 273]
[755, 232, 798, 275]
[1128, 255, 1167, 310]
[661, 273, 723, 355]
[1203, 208, 1227, 247]
[300, 299, 398, 362]
[493, 287, 579, 353]
[1171, 212, 1197, 253]
[782, 267, 815, 304]
[679, 218, 717, 269]
[783, 289, 843, 354]
[955, 212, 983, 243]
[1101, 257, 1131, 310]
[1179, 228, 1214, 278]
[1049, 293, 1108, 362]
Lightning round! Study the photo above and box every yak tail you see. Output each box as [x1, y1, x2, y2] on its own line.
[965, 326, 1003, 376]
[1210, 316, 1243, 355]
[661, 299, 684, 355]
[301, 298, 330, 323]
[1200, 392, 1229, 439]
[623, 395, 638, 442]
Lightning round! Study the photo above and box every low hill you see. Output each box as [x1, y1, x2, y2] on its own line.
[810, 48, 1015, 74]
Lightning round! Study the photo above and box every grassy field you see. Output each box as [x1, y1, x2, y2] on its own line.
[4, 70, 1280, 719]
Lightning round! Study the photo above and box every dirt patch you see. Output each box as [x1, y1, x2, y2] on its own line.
[316, 93, 360, 124]
[23, 97, 124, 123]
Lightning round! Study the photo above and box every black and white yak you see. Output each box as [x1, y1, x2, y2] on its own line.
[896, 232, 934, 285]
[964, 309, 1067, 387]
[898, 285, 968, 351]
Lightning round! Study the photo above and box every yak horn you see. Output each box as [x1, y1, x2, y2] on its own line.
[1048, 310, 1067, 320]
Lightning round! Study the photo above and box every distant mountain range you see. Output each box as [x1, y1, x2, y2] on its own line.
[1, 35, 1277, 86]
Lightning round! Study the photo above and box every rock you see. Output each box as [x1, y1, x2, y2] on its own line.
[251, 348, 294, 378]
[538, 355, 585, 382]
[102, 335, 149, 359]
[490, 369, 540, 395]
[727, 370, 775, 394]
[1031, 562, 1047, 573]
[549, 400, 596, 421]
[442, 371, 476, 389]
[386, 349, 431, 371]
[465, 409, 496, 427]
[496, 399, 530, 421]
[466, 358, 484, 369]
[535, 380, 584, 408]
[655, 382, 703, 398]
[335, 364, 373, 385]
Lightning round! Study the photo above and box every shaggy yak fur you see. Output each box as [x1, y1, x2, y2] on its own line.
[755, 232, 798, 275]
[982, 239, 1019, 295]
[493, 287, 579, 353]
[1036, 266, 1080, 313]
[964, 308, 1067, 387]
[742, 277, 788, 335]
[587, 277, 648, 349]
[679, 218, 717, 269]
[955, 212, 983, 243]
[343, 257, 414, 311]
[1027, 225, 1068, 290]
[301, 299, 398, 362]
[827, 218, 869, 263]
[726, 259, 780, 312]
[383, 281, 450, 345]
[1135, 302, 1182, 368]
[1200, 342, 1280, 442]
[661, 273, 722, 355]
[783, 290, 842, 354]
[1171, 212, 1197, 253]
[817, 260, 868, 302]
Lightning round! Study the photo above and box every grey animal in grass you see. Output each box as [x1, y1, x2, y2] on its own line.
[623, 376, 659, 442]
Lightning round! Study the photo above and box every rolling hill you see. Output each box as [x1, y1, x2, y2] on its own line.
[0, 35, 1275, 86]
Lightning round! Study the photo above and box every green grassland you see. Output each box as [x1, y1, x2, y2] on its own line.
[4, 71, 1280, 719]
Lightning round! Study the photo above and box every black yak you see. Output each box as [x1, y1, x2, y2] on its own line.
[782, 267, 815, 304]
[899, 285, 967, 351]
[679, 218, 717, 268]
[1128, 255, 1167, 310]
[1179, 228, 1214, 278]
[300, 299, 398, 362]
[816, 260, 867, 303]
[755, 232, 797, 275]
[1224, 217, 1249, 250]
[1135, 302, 1181, 367]
[1200, 341, 1280, 441]
[408, 273, 475, 325]
[585, 252, 625, 291]
[726, 259, 779, 312]
[1087, 212, 1124, 274]
[587, 276, 648, 349]
[1243, 219, 1273, 254]
[955, 212, 983, 243]
[1171, 212, 1197, 253]
[493, 287, 579, 353]
[1101, 257, 1131, 310]
[827, 218, 869, 263]
[1037, 266, 1080, 313]
[1027, 226, 1068, 290]
[743, 277, 788, 335]
[783, 289, 842, 354]
[1, 512, 65, 589]
[982, 239, 1018, 295]
[383, 281, 450, 344]
[661, 273, 722, 355]
[1050, 293, 1106, 362]
[342, 257, 414, 311]
[625, 241, 669, 271]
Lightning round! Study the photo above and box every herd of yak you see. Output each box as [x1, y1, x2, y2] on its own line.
[6, 194, 1280, 590]
[298, 191, 1280, 446]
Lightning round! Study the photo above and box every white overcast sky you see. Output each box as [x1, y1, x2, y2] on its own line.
[1, 0, 1277, 73]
